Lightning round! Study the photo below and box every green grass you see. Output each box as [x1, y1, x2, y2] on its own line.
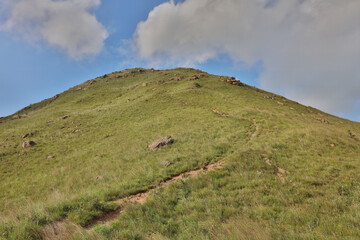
[0, 68, 359, 239]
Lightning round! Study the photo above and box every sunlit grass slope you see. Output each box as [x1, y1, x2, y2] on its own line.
[0, 68, 359, 239]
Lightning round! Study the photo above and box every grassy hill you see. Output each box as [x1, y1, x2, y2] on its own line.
[0, 68, 359, 239]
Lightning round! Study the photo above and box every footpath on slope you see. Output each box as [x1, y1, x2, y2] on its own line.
[87, 160, 224, 228]
[43, 160, 224, 239]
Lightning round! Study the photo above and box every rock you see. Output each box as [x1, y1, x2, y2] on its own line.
[316, 118, 329, 124]
[149, 136, 174, 151]
[103, 74, 108, 78]
[277, 101, 284, 106]
[89, 80, 96, 85]
[194, 83, 201, 88]
[330, 144, 335, 147]
[47, 155, 54, 159]
[11, 115, 20, 120]
[73, 129, 80, 133]
[190, 75, 199, 80]
[59, 115, 70, 120]
[264, 96, 274, 100]
[142, 83, 148, 87]
[96, 176, 104, 180]
[212, 109, 229, 117]
[161, 161, 172, 167]
[22, 141, 36, 148]
[22, 133, 30, 138]
[233, 81, 244, 86]
[348, 130, 356, 138]
[77, 87, 82, 90]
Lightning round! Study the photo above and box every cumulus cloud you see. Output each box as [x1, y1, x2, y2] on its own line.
[134, 0, 360, 114]
[2, 0, 108, 59]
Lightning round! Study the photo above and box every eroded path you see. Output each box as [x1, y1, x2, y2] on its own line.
[87, 161, 224, 228]
[250, 119, 259, 140]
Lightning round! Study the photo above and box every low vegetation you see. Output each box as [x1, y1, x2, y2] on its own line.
[0, 68, 359, 239]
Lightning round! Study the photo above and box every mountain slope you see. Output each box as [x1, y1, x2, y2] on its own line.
[0, 68, 359, 239]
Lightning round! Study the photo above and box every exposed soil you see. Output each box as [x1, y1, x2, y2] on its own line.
[87, 161, 223, 228]
[212, 109, 229, 117]
[264, 158, 289, 183]
[250, 119, 259, 139]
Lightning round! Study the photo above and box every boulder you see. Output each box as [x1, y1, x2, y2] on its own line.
[22, 133, 31, 138]
[59, 115, 70, 120]
[194, 83, 201, 88]
[161, 161, 172, 167]
[23, 141, 36, 148]
[149, 136, 174, 151]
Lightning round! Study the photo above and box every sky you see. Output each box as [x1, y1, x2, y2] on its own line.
[0, 0, 359, 121]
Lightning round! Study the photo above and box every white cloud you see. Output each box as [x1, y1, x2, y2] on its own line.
[134, 0, 360, 114]
[2, 0, 108, 59]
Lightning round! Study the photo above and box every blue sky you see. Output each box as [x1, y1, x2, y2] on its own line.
[0, 0, 359, 121]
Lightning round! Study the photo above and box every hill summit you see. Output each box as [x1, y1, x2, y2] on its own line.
[0, 68, 359, 239]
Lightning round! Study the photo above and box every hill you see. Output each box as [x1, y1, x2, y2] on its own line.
[0, 68, 359, 239]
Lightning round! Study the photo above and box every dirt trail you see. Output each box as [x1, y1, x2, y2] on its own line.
[264, 158, 289, 183]
[87, 161, 223, 228]
[250, 119, 259, 139]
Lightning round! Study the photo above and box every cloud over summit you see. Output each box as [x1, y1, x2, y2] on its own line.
[2, 0, 108, 59]
[134, 0, 360, 114]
